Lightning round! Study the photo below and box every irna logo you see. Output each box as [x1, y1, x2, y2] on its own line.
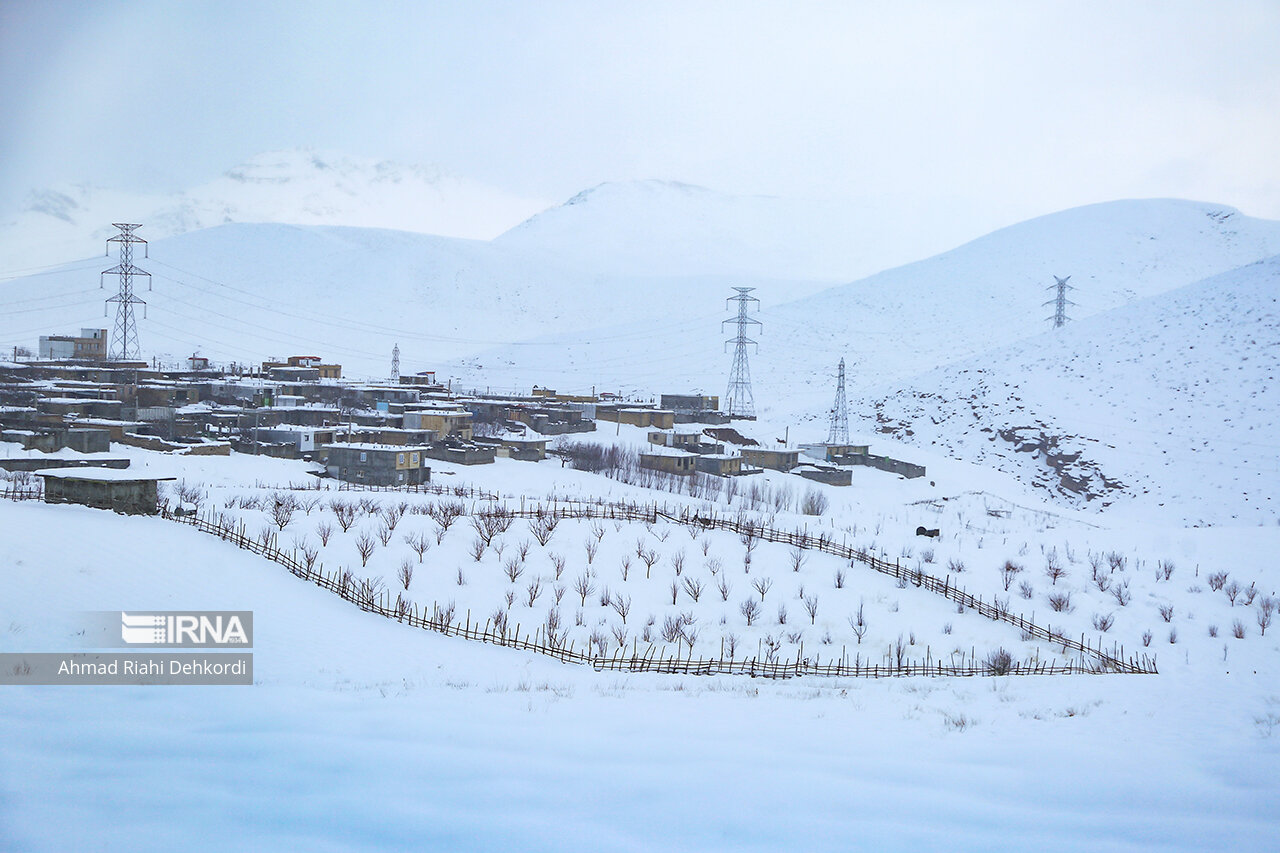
[120, 611, 252, 647]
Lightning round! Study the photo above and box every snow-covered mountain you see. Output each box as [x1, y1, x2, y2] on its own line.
[0, 150, 548, 273]
[493, 179, 890, 281]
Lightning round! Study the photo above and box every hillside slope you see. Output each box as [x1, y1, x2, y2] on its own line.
[853, 255, 1280, 525]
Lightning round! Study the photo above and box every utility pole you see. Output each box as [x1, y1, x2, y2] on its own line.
[101, 223, 150, 360]
[722, 287, 761, 419]
[1044, 275, 1075, 329]
[390, 343, 400, 383]
[827, 357, 849, 445]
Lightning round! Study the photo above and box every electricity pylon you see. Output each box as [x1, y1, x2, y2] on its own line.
[101, 223, 150, 360]
[722, 287, 761, 418]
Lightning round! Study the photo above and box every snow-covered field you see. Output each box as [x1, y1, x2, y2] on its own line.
[2, 440, 1279, 851]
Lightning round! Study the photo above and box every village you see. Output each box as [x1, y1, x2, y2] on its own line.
[2, 330, 925, 513]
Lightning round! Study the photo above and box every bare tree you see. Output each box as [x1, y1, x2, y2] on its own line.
[549, 552, 566, 580]
[717, 576, 732, 602]
[740, 597, 762, 626]
[1045, 560, 1066, 586]
[790, 546, 807, 573]
[1111, 582, 1131, 607]
[529, 516, 558, 547]
[670, 550, 686, 576]
[271, 498, 295, 531]
[553, 584, 565, 606]
[803, 594, 819, 625]
[682, 576, 705, 603]
[1258, 597, 1275, 636]
[610, 594, 632, 624]
[611, 624, 628, 646]
[1000, 560, 1023, 591]
[849, 601, 868, 644]
[723, 633, 740, 658]
[638, 548, 659, 578]
[668, 580, 679, 605]
[525, 578, 543, 607]
[397, 559, 414, 590]
[1224, 580, 1242, 606]
[619, 555, 631, 582]
[330, 500, 357, 532]
[316, 521, 334, 546]
[573, 573, 596, 607]
[376, 523, 394, 547]
[584, 539, 599, 565]
[354, 532, 376, 567]
[503, 557, 525, 583]
[405, 530, 432, 562]
[469, 538, 487, 562]
[751, 576, 773, 601]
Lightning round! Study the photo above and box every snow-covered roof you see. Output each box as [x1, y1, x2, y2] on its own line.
[35, 467, 176, 482]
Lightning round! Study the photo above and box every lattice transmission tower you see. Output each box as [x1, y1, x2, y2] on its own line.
[390, 343, 400, 383]
[827, 357, 849, 444]
[101, 223, 150, 360]
[1044, 275, 1075, 328]
[722, 287, 761, 419]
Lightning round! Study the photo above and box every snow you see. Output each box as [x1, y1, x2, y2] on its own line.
[3, 189, 1280, 850]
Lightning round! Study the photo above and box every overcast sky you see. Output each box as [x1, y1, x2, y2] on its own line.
[3, 0, 1278, 246]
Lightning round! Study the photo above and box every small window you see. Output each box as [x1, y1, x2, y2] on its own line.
[359, 451, 367, 462]
[398, 453, 405, 465]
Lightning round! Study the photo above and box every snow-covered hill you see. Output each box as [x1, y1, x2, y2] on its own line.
[854, 255, 1280, 525]
[493, 179, 896, 281]
[455, 199, 1280, 399]
[0, 222, 831, 374]
[0, 150, 548, 273]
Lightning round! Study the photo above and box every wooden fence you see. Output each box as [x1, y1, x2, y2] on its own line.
[155, 502, 1156, 679]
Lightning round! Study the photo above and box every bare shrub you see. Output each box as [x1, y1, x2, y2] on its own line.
[529, 516, 557, 547]
[525, 578, 543, 607]
[790, 547, 807, 573]
[316, 521, 334, 546]
[1141, 629, 1152, 647]
[1232, 619, 1247, 639]
[331, 500, 357, 532]
[503, 557, 525, 583]
[1157, 559, 1175, 581]
[1207, 571, 1229, 592]
[376, 523, 393, 547]
[800, 488, 829, 516]
[271, 498, 295, 531]
[1224, 580, 1242, 606]
[1091, 612, 1115, 633]
[668, 580, 679, 605]
[670, 550, 686, 576]
[397, 560, 414, 590]
[776, 603, 788, 625]
[469, 538, 486, 562]
[1047, 592, 1072, 613]
[1018, 581, 1035, 600]
[1045, 561, 1066, 586]
[1159, 604, 1174, 622]
[834, 569, 845, 589]
[549, 553, 566, 580]
[740, 597, 762, 626]
[619, 555, 631, 582]
[1091, 565, 1112, 593]
[456, 567, 466, 586]
[1111, 582, 1131, 607]
[584, 539, 598, 565]
[1207, 624, 1219, 638]
[947, 558, 965, 574]
[982, 647, 1013, 675]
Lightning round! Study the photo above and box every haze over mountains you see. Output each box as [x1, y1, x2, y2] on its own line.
[3, 152, 1277, 521]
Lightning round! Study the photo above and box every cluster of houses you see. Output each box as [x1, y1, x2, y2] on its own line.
[2, 339, 924, 507]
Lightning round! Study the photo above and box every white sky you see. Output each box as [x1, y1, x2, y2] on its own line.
[3, 0, 1278, 248]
